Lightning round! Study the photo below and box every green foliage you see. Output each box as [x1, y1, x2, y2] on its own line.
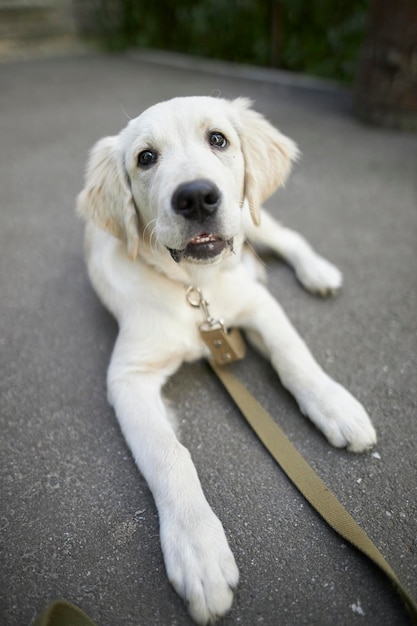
[99, 0, 370, 83]
[279, 0, 369, 82]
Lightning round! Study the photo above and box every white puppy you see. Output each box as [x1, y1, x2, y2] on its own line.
[76, 96, 376, 624]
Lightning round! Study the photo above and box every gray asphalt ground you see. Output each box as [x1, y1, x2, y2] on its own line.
[1, 50, 416, 626]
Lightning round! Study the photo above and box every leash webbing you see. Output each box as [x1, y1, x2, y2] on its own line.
[209, 360, 417, 625]
[33, 599, 97, 626]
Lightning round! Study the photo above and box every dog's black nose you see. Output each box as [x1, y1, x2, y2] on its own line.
[172, 179, 221, 222]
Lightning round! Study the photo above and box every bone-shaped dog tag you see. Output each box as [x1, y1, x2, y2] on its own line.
[200, 322, 246, 365]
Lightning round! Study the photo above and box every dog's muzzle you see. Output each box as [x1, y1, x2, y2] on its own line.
[168, 179, 233, 263]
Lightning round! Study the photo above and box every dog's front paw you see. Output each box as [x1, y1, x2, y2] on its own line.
[295, 254, 343, 296]
[298, 379, 377, 452]
[160, 505, 239, 624]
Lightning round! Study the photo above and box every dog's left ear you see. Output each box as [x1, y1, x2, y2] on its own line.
[232, 98, 299, 226]
[76, 136, 140, 260]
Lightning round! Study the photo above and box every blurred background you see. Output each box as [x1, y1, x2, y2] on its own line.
[0, 0, 417, 129]
[1, 4, 416, 626]
[87, 0, 368, 83]
[1, 0, 416, 128]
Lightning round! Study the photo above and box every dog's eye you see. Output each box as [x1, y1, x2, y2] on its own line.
[208, 132, 228, 150]
[138, 150, 158, 168]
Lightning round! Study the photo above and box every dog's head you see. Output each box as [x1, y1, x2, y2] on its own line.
[76, 97, 298, 264]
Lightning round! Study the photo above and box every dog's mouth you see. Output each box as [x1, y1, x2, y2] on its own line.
[168, 234, 233, 263]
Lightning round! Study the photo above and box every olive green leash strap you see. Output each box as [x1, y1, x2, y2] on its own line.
[33, 599, 98, 626]
[31, 359, 417, 626]
[209, 360, 417, 625]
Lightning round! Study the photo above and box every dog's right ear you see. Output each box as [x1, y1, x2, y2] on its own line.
[76, 136, 140, 260]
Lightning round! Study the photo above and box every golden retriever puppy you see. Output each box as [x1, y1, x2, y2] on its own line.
[77, 97, 376, 624]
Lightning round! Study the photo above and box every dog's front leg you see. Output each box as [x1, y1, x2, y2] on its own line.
[107, 336, 238, 625]
[242, 284, 376, 452]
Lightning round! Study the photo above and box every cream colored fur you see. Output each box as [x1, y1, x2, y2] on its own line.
[76, 96, 376, 625]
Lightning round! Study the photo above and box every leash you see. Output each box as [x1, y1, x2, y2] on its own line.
[32, 287, 417, 626]
[187, 284, 417, 623]
[33, 599, 97, 626]
[209, 360, 417, 624]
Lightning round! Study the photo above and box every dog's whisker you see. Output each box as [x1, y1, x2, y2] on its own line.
[149, 226, 159, 255]
[143, 218, 158, 245]
[142, 218, 156, 238]
[120, 104, 132, 120]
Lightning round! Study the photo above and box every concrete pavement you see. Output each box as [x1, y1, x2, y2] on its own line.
[1, 51, 416, 626]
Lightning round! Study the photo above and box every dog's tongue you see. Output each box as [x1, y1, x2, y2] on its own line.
[185, 234, 226, 260]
